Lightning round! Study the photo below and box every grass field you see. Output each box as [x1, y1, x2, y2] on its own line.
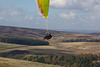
[1, 41, 100, 54]
[0, 42, 73, 55]
[59, 42, 100, 53]
[0, 57, 62, 67]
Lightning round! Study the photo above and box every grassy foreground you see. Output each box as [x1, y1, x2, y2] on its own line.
[0, 57, 61, 67]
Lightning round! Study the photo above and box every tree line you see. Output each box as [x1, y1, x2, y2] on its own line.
[22, 53, 100, 67]
[0, 50, 100, 67]
[0, 37, 49, 46]
[63, 39, 100, 42]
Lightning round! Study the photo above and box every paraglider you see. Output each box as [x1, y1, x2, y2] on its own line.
[36, 0, 52, 40]
[36, 0, 49, 18]
[43, 33, 52, 40]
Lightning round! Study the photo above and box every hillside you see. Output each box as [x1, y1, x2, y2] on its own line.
[0, 26, 100, 67]
[0, 25, 74, 39]
[0, 25, 99, 43]
[0, 25, 100, 53]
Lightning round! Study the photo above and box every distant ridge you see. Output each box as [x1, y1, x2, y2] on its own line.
[89, 33, 100, 35]
[0, 25, 73, 39]
[56, 29, 100, 34]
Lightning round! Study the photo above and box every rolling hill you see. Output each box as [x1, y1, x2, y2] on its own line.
[0, 25, 100, 67]
[0, 25, 99, 42]
[0, 25, 100, 53]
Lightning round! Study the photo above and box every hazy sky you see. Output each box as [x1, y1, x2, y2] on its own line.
[0, 0, 100, 30]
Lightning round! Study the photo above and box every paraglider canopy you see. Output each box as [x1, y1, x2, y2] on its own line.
[36, 0, 52, 40]
[36, 0, 50, 18]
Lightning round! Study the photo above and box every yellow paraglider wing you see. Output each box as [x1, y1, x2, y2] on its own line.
[37, 0, 50, 18]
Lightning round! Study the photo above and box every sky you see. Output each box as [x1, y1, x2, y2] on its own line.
[0, 0, 100, 31]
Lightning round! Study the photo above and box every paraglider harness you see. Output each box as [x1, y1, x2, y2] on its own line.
[43, 33, 52, 40]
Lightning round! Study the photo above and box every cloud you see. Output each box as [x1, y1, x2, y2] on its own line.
[8, 2, 13, 6]
[0, 4, 27, 22]
[50, 0, 67, 8]
[9, 8, 24, 16]
[24, 16, 34, 21]
[0, 2, 44, 29]
[59, 12, 76, 19]
[0, 17, 4, 20]
[49, 0, 100, 30]
[50, 0, 99, 11]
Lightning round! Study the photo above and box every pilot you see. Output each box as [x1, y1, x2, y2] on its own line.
[44, 33, 52, 40]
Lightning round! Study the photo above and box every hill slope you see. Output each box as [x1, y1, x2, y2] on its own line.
[0, 25, 98, 42]
[0, 25, 74, 38]
[0, 25, 100, 53]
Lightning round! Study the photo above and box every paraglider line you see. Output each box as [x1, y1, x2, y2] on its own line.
[45, 19, 49, 33]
